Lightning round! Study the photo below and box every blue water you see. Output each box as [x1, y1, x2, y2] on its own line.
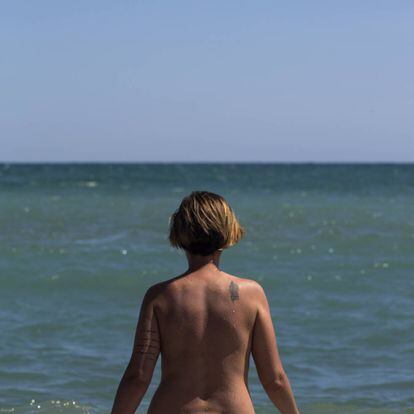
[1, 163, 413, 413]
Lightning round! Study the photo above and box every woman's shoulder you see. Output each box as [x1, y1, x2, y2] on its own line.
[141, 273, 190, 303]
[220, 272, 266, 298]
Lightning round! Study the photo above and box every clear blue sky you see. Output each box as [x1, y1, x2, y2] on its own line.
[1, 1, 413, 162]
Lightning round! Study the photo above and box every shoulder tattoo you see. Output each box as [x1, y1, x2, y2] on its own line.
[229, 281, 240, 302]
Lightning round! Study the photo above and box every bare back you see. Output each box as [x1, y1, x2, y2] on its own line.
[147, 269, 257, 413]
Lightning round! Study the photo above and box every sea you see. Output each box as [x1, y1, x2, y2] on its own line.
[1, 163, 413, 414]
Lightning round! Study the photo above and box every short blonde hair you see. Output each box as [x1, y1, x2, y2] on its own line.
[168, 191, 245, 256]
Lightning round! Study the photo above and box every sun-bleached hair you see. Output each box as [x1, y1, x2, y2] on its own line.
[168, 191, 245, 256]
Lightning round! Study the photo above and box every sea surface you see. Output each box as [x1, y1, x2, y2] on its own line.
[1, 163, 413, 414]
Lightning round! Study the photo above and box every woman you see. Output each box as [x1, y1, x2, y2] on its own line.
[111, 191, 300, 414]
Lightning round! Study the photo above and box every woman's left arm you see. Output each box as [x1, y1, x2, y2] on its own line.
[111, 285, 161, 414]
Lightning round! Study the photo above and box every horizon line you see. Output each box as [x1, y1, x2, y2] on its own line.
[1, 160, 413, 165]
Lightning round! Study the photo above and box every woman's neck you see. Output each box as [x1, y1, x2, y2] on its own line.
[185, 250, 222, 273]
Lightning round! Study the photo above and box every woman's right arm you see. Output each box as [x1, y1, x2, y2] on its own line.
[251, 282, 301, 414]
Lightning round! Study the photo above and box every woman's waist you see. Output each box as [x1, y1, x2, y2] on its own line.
[149, 379, 254, 414]
[158, 376, 249, 393]
[160, 369, 248, 390]
[155, 374, 252, 405]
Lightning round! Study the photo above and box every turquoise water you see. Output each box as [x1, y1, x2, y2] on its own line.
[1, 163, 413, 414]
